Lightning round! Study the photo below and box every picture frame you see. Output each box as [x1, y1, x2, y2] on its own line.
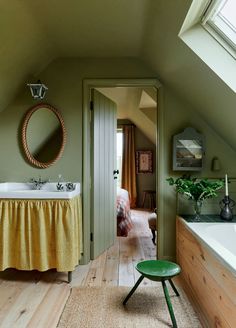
[136, 150, 153, 174]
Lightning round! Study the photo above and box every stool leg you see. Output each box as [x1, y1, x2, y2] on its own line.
[151, 229, 156, 245]
[162, 280, 178, 328]
[68, 271, 72, 283]
[123, 275, 144, 305]
[168, 279, 180, 296]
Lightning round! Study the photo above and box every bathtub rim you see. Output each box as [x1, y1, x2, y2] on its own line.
[179, 218, 236, 277]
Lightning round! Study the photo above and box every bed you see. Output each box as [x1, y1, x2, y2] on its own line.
[116, 188, 133, 237]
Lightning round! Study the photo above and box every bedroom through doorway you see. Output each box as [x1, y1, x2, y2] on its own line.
[97, 86, 157, 252]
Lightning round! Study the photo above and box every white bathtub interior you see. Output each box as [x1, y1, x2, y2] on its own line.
[186, 222, 236, 275]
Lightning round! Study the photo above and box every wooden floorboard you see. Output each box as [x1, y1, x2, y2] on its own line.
[26, 284, 70, 328]
[69, 262, 91, 288]
[119, 236, 135, 286]
[102, 237, 119, 286]
[0, 209, 156, 327]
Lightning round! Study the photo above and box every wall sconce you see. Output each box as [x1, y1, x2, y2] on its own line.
[211, 157, 221, 171]
[27, 80, 48, 100]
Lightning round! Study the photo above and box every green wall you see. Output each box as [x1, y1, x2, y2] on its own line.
[1, 58, 236, 260]
[0, 58, 153, 182]
[162, 88, 236, 258]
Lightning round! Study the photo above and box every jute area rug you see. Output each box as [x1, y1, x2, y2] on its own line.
[58, 285, 202, 328]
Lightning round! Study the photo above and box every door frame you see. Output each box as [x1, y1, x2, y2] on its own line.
[82, 78, 164, 264]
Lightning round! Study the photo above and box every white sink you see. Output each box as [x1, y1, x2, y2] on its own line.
[0, 182, 80, 199]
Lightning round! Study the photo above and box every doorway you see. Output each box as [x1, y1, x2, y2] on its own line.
[82, 79, 163, 264]
[97, 86, 157, 252]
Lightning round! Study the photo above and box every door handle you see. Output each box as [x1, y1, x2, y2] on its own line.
[113, 170, 119, 175]
[114, 176, 118, 180]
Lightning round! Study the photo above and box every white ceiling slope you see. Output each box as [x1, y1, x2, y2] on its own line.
[1, 0, 236, 152]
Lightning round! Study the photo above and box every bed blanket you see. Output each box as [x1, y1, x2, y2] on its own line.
[117, 188, 133, 237]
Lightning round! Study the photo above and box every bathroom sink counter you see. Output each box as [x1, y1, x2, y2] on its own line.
[0, 182, 80, 199]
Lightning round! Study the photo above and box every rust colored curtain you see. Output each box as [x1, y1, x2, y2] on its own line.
[121, 125, 137, 208]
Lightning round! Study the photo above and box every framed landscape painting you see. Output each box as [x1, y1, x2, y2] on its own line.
[136, 150, 153, 174]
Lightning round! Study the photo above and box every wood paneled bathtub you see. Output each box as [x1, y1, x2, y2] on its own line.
[176, 216, 236, 328]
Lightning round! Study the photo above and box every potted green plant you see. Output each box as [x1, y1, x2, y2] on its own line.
[167, 176, 224, 220]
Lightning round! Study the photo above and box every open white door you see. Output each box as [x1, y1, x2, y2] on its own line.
[90, 89, 117, 259]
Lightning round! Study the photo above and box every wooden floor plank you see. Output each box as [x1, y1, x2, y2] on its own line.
[69, 263, 91, 288]
[26, 283, 70, 328]
[0, 282, 33, 326]
[118, 237, 135, 286]
[130, 211, 159, 289]
[102, 238, 119, 286]
[0, 270, 43, 326]
[0, 270, 65, 328]
[84, 250, 107, 286]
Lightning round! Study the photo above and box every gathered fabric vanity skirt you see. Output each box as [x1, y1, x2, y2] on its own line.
[0, 195, 83, 272]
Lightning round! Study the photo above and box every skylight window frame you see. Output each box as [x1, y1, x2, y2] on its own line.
[201, 0, 236, 59]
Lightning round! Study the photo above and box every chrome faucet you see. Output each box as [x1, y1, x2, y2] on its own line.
[30, 176, 49, 190]
[56, 174, 64, 191]
[56, 174, 76, 192]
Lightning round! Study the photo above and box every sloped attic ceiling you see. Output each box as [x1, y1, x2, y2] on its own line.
[0, 0, 150, 112]
[25, 0, 150, 57]
[1, 0, 236, 152]
[141, 0, 236, 151]
[0, 1, 54, 111]
[97, 87, 157, 144]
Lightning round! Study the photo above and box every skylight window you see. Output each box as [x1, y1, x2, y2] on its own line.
[202, 0, 236, 58]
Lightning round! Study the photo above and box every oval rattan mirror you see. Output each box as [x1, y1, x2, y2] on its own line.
[22, 103, 66, 168]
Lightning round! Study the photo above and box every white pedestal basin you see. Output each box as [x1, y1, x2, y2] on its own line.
[0, 182, 80, 199]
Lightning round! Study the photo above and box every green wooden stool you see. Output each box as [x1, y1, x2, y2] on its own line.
[123, 260, 181, 328]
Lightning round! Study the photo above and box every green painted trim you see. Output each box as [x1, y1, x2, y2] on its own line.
[157, 86, 165, 260]
[82, 78, 164, 263]
[81, 81, 91, 264]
